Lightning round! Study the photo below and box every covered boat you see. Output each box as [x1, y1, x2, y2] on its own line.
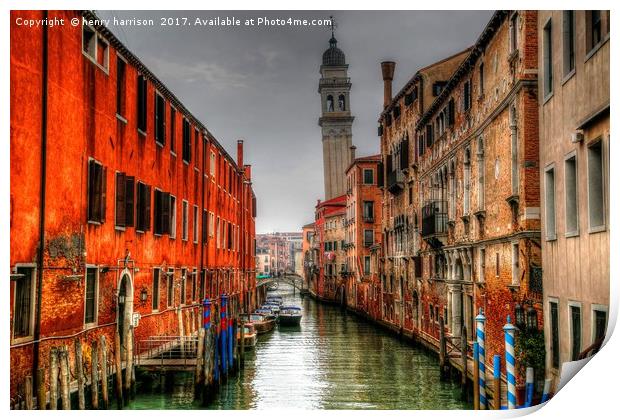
[278, 306, 302, 326]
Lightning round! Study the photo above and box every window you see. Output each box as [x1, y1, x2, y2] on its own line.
[550, 300, 560, 368]
[587, 11, 602, 52]
[364, 230, 374, 247]
[155, 92, 165, 146]
[84, 267, 98, 325]
[88, 159, 107, 224]
[216, 216, 220, 248]
[593, 307, 608, 343]
[479, 63, 484, 95]
[364, 256, 371, 275]
[116, 57, 126, 117]
[426, 124, 434, 147]
[191, 269, 197, 301]
[363, 169, 374, 184]
[543, 20, 553, 97]
[169, 195, 177, 239]
[194, 128, 200, 169]
[82, 25, 109, 70]
[511, 242, 519, 286]
[587, 140, 605, 230]
[182, 118, 191, 163]
[338, 94, 346, 111]
[209, 212, 215, 237]
[13, 266, 35, 339]
[153, 189, 171, 235]
[227, 222, 233, 250]
[448, 98, 455, 126]
[565, 155, 578, 235]
[202, 209, 208, 242]
[478, 248, 486, 283]
[563, 11, 576, 76]
[363, 201, 374, 221]
[193, 205, 199, 243]
[463, 80, 471, 111]
[495, 252, 500, 277]
[570, 303, 582, 361]
[167, 269, 174, 307]
[137, 75, 147, 133]
[210, 151, 216, 176]
[464, 148, 471, 215]
[180, 268, 187, 304]
[509, 13, 519, 53]
[152, 268, 160, 311]
[136, 182, 151, 232]
[182, 200, 189, 241]
[115, 172, 135, 228]
[545, 167, 556, 239]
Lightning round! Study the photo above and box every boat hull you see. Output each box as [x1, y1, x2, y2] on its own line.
[278, 314, 302, 326]
[253, 318, 276, 334]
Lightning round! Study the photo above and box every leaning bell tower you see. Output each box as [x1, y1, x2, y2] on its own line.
[318, 22, 354, 200]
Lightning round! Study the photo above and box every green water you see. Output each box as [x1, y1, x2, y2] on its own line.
[127, 284, 470, 409]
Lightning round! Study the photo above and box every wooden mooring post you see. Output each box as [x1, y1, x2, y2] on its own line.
[24, 376, 33, 410]
[49, 348, 59, 410]
[91, 342, 99, 409]
[99, 336, 109, 409]
[59, 345, 71, 410]
[114, 331, 124, 408]
[460, 325, 468, 397]
[232, 319, 239, 373]
[37, 367, 46, 410]
[240, 319, 245, 369]
[75, 339, 85, 409]
[438, 316, 447, 379]
[195, 328, 205, 397]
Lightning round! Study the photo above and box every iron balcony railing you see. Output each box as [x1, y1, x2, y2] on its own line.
[135, 335, 199, 367]
[421, 200, 448, 237]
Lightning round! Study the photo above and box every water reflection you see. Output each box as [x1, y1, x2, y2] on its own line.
[129, 284, 470, 410]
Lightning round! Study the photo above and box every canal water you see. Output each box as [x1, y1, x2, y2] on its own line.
[128, 283, 470, 410]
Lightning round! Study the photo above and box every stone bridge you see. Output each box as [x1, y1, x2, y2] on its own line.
[256, 274, 305, 291]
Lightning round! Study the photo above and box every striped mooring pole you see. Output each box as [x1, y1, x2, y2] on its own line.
[540, 378, 552, 403]
[503, 315, 517, 409]
[228, 300, 234, 370]
[203, 298, 211, 329]
[525, 367, 534, 407]
[493, 355, 501, 409]
[220, 294, 228, 376]
[475, 309, 487, 409]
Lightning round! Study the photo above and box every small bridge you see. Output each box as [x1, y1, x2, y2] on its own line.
[256, 274, 305, 291]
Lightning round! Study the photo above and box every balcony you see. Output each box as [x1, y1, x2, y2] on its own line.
[421, 201, 448, 247]
[363, 215, 374, 223]
[387, 170, 405, 194]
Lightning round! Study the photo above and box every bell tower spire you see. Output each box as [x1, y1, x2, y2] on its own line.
[318, 23, 354, 200]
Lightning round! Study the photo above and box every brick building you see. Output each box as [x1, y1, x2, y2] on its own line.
[412, 10, 542, 379]
[10, 10, 257, 400]
[312, 196, 347, 302]
[378, 49, 469, 329]
[537, 10, 610, 391]
[301, 223, 318, 292]
[343, 155, 383, 317]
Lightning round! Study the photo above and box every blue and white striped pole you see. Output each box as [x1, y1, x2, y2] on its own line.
[476, 309, 487, 409]
[540, 378, 552, 403]
[524, 367, 534, 407]
[503, 315, 517, 409]
[493, 355, 502, 409]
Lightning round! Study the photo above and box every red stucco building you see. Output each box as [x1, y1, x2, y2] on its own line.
[10, 10, 256, 401]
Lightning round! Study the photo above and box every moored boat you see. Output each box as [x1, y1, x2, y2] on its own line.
[249, 312, 276, 334]
[278, 306, 302, 326]
[237, 323, 257, 348]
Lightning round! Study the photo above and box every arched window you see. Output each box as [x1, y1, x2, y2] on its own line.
[338, 94, 346, 111]
[326, 95, 334, 112]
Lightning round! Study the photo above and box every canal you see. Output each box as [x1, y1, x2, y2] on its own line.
[128, 283, 470, 409]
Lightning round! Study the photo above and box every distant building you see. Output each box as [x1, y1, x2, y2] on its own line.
[538, 10, 609, 392]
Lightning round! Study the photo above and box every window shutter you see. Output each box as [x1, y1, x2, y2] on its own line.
[162, 192, 170, 234]
[400, 137, 409, 169]
[100, 167, 107, 222]
[116, 172, 127, 227]
[125, 176, 135, 227]
[202, 210, 207, 242]
[88, 161, 96, 221]
[386, 154, 393, 174]
[145, 185, 151, 231]
[154, 93, 159, 141]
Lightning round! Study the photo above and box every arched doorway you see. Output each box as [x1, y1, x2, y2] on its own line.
[117, 270, 134, 356]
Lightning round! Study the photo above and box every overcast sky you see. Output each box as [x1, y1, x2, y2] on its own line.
[97, 10, 493, 233]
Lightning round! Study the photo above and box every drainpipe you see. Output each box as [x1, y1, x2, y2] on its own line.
[33, 9, 49, 392]
[200, 134, 207, 301]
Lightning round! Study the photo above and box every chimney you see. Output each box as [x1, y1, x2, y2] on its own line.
[381, 61, 396, 109]
[237, 139, 244, 168]
[350, 145, 357, 162]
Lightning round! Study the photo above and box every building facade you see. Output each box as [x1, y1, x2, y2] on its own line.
[319, 34, 354, 200]
[538, 10, 610, 390]
[10, 10, 257, 400]
[378, 49, 470, 330]
[343, 155, 383, 316]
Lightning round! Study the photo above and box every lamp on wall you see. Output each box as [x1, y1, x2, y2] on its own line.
[139, 287, 148, 304]
[515, 303, 525, 329]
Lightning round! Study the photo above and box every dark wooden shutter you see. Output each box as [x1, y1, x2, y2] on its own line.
[202, 210, 207, 242]
[162, 192, 170, 234]
[100, 167, 107, 222]
[400, 137, 409, 169]
[448, 98, 455, 125]
[377, 161, 384, 187]
[115, 172, 126, 227]
[145, 185, 151, 231]
[88, 161, 96, 221]
[386, 154, 393, 174]
[125, 176, 135, 227]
